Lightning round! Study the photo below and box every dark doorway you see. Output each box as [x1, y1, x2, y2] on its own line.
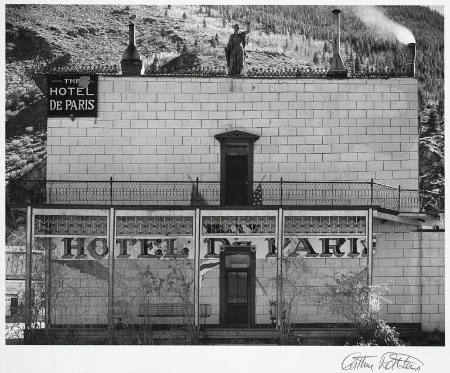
[224, 146, 249, 205]
[215, 130, 260, 207]
[220, 246, 256, 327]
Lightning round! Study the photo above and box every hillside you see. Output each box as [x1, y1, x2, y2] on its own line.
[4, 4, 444, 196]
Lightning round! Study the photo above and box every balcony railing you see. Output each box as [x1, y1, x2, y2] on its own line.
[5, 179, 443, 215]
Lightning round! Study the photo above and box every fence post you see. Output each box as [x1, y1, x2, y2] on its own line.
[398, 184, 401, 212]
[47, 180, 52, 204]
[419, 189, 424, 213]
[331, 182, 334, 206]
[280, 177, 283, 206]
[110, 176, 113, 206]
[196, 177, 199, 207]
[370, 178, 374, 207]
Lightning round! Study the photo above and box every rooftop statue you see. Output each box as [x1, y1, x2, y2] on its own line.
[225, 22, 251, 76]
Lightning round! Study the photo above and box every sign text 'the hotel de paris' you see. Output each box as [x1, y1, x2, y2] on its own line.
[47, 74, 98, 117]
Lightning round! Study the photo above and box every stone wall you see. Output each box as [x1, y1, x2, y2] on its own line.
[50, 260, 109, 325]
[373, 221, 445, 332]
[47, 76, 419, 189]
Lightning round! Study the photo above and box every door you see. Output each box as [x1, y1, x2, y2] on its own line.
[225, 148, 249, 205]
[226, 270, 249, 325]
[220, 246, 256, 327]
[215, 130, 259, 207]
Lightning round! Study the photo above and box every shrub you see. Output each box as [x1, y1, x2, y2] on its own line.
[7, 153, 21, 165]
[9, 139, 24, 150]
[322, 274, 402, 346]
[21, 135, 33, 145]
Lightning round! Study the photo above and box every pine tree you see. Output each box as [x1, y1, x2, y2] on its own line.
[182, 12, 187, 20]
[355, 54, 361, 73]
[222, 17, 226, 28]
[164, 9, 168, 17]
[418, 89, 427, 110]
[393, 51, 401, 72]
[437, 99, 444, 119]
[425, 107, 438, 136]
[313, 52, 319, 65]
[203, 18, 207, 28]
[348, 51, 355, 73]
[215, 33, 219, 45]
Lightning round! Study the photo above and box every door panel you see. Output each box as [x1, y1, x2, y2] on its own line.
[226, 270, 249, 325]
[225, 154, 249, 205]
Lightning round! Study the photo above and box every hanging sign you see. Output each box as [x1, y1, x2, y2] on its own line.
[47, 74, 98, 117]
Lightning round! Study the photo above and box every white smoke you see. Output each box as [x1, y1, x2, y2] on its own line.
[354, 6, 415, 44]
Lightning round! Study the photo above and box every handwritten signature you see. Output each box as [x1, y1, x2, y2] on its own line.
[341, 352, 423, 371]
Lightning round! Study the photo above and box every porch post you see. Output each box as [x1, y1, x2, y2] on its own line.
[367, 207, 373, 285]
[45, 237, 51, 328]
[24, 206, 33, 333]
[194, 208, 200, 327]
[276, 207, 284, 329]
[107, 207, 115, 344]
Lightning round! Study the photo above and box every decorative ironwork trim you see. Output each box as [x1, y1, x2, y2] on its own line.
[284, 216, 366, 235]
[116, 216, 194, 236]
[34, 215, 108, 236]
[202, 215, 276, 235]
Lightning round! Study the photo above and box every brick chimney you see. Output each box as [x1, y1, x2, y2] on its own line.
[327, 9, 347, 78]
[121, 22, 143, 76]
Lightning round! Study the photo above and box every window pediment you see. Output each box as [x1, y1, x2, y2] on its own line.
[214, 130, 260, 143]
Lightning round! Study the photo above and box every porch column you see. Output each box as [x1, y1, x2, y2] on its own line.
[45, 237, 51, 328]
[367, 207, 373, 285]
[24, 206, 33, 333]
[276, 207, 284, 329]
[107, 207, 115, 344]
[194, 208, 201, 327]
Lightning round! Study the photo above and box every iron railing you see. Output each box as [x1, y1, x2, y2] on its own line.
[33, 57, 411, 79]
[5, 178, 443, 215]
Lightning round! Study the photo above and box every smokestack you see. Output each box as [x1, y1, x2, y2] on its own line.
[327, 9, 347, 78]
[128, 23, 135, 45]
[406, 43, 416, 77]
[121, 22, 143, 76]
